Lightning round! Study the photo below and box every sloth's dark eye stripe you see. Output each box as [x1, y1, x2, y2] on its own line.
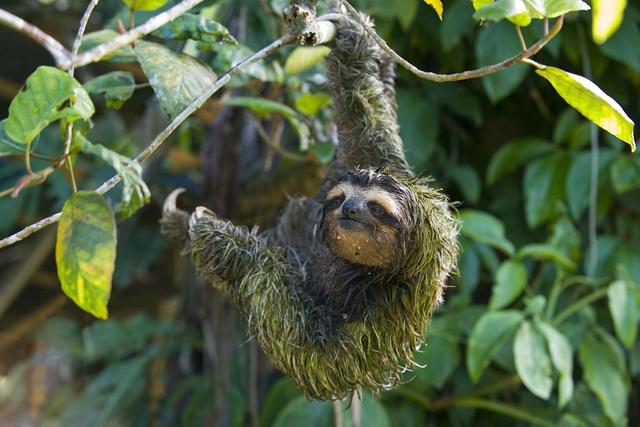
[324, 194, 345, 211]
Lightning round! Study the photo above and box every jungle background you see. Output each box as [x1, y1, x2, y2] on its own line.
[0, 0, 639, 426]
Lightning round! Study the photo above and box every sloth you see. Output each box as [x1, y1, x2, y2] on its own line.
[161, 14, 458, 400]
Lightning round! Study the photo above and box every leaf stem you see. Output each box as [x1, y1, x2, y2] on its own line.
[453, 397, 556, 427]
[515, 25, 527, 51]
[553, 286, 609, 325]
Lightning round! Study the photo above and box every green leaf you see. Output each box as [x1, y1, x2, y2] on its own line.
[416, 317, 461, 388]
[56, 192, 116, 319]
[440, 0, 476, 51]
[424, 0, 444, 20]
[285, 46, 331, 75]
[471, 0, 493, 11]
[0, 120, 25, 157]
[467, 310, 524, 382]
[592, 0, 627, 44]
[135, 40, 216, 118]
[486, 138, 555, 184]
[538, 321, 574, 407]
[540, 0, 590, 18]
[610, 155, 640, 194]
[514, 321, 553, 399]
[76, 136, 150, 220]
[523, 152, 569, 228]
[517, 243, 576, 270]
[578, 330, 628, 426]
[535, 66, 636, 152]
[397, 89, 438, 171]
[450, 164, 481, 203]
[6, 66, 94, 145]
[85, 71, 135, 110]
[260, 378, 303, 427]
[490, 259, 527, 309]
[460, 209, 515, 255]
[122, 0, 168, 11]
[224, 96, 311, 150]
[272, 397, 332, 427]
[152, 13, 237, 45]
[608, 280, 639, 348]
[474, 0, 529, 24]
[294, 92, 332, 117]
[475, 21, 529, 102]
[79, 30, 136, 62]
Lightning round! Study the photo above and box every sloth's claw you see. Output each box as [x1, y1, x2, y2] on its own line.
[163, 188, 186, 214]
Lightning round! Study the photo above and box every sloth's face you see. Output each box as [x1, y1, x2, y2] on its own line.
[321, 170, 409, 268]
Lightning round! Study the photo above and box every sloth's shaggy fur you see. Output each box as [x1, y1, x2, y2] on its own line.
[161, 15, 458, 400]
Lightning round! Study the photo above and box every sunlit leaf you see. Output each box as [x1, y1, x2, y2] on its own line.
[514, 321, 553, 399]
[541, 0, 589, 18]
[153, 13, 237, 45]
[467, 310, 524, 382]
[490, 259, 527, 309]
[85, 71, 135, 110]
[225, 96, 311, 150]
[473, 0, 528, 23]
[6, 66, 94, 145]
[295, 92, 332, 116]
[56, 192, 116, 319]
[285, 46, 331, 75]
[536, 66, 635, 152]
[539, 321, 574, 407]
[135, 40, 216, 118]
[608, 280, 639, 348]
[424, 0, 444, 20]
[592, 0, 627, 44]
[460, 209, 515, 255]
[122, 0, 168, 11]
[471, 0, 493, 11]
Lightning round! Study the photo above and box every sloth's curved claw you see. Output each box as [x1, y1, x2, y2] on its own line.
[163, 188, 186, 214]
[195, 206, 216, 219]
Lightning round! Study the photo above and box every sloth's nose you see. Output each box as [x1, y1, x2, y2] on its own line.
[342, 198, 364, 219]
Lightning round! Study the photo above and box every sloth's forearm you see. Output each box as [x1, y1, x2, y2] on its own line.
[325, 18, 409, 175]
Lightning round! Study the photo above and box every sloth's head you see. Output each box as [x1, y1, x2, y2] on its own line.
[321, 169, 413, 268]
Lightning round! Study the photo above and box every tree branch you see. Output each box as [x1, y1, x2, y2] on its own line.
[62, 0, 205, 69]
[0, 8, 71, 66]
[337, 0, 564, 82]
[0, 34, 293, 250]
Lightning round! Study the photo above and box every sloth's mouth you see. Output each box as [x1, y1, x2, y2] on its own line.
[338, 217, 368, 229]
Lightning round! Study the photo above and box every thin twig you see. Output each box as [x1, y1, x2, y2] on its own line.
[0, 34, 293, 250]
[254, 118, 314, 163]
[515, 25, 527, 51]
[0, 8, 71, 65]
[336, 0, 563, 82]
[64, 0, 101, 193]
[64, 0, 205, 69]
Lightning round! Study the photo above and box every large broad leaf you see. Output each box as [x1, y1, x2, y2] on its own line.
[475, 21, 528, 102]
[6, 66, 94, 146]
[424, 0, 444, 19]
[539, 0, 590, 18]
[523, 152, 569, 228]
[565, 149, 616, 219]
[460, 210, 515, 255]
[76, 136, 150, 220]
[450, 164, 481, 203]
[224, 96, 311, 150]
[440, 0, 476, 51]
[490, 259, 527, 309]
[415, 317, 461, 388]
[536, 66, 635, 152]
[85, 71, 135, 110]
[473, 0, 530, 25]
[514, 321, 553, 399]
[578, 330, 628, 426]
[467, 310, 524, 382]
[285, 46, 331, 75]
[608, 280, 639, 349]
[56, 192, 116, 319]
[538, 321, 574, 407]
[135, 40, 216, 118]
[152, 13, 237, 45]
[294, 92, 332, 117]
[486, 138, 555, 184]
[122, 0, 168, 11]
[592, 0, 627, 44]
[260, 378, 303, 427]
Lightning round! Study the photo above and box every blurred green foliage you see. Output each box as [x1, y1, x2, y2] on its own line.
[0, 0, 639, 426]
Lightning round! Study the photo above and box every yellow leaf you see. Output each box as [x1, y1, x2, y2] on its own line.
[285, 46, 331, 75]
[423, 0, 444, 20]
[592, 0, 627, 44]
[472, 0, 493, 11]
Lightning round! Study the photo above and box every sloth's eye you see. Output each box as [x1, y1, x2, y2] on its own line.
[324, 194, 345, 211]
[368, 202, 386, 217]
